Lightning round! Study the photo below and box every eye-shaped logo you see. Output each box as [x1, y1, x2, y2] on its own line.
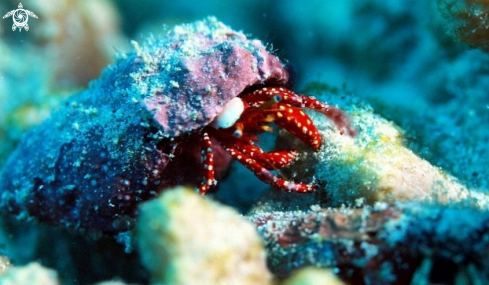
[2, 3, 38, 32]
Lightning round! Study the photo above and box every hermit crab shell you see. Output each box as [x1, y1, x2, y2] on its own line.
[0, 17, 290, 233]
[133, 17, 289, 137]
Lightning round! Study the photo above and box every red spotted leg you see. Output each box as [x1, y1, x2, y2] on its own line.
[230, 141, 297, 170]
[272, 103, 322, 150]
[300, 96, 357, 137]
[221, 141, 317, 193]
[234, 99, 324, 151]
[241, 87, 357, 137]
[198, 132, 215, 194]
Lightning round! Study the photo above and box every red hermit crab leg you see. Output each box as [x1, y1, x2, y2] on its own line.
[222, 143, 317, 193]
[242, 87, 356, 137]
[231, 141, 298, 170]
[198, 132, 215, 194]
[300, 96, 357, 137]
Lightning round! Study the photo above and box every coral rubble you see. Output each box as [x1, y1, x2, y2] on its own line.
[0, 255, 10, 276]
[249, 202, 489, 284]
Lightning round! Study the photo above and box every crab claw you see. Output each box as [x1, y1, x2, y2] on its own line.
[200, 86, 355, 194]
[226, 141, 297, 170]
[223, 145, 317, 193]
[272, 103, 322, 149]
[242, 87, 356, 138]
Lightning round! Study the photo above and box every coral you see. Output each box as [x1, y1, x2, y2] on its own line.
[21, 0, 125, 88]
[401, 50, 489, 191]
[0, 262, 59, 285]
[249, 202, 489, 284]
[437, 0, 489, 51]
[0, 40, 61, 167]
[135, 187, 272, 285]
[0, 256, 11, 275]
[0, 262, 129, 285]
[258, 87, 489, 210]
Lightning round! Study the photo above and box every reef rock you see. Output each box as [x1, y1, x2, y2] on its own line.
[249, 201, 489, 284]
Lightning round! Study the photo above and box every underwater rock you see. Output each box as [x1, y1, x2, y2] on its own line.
[312, 103, 488, 207]
[0, 214, 149, 285]
[0, 262, 59, 285]
[0, 17, 289, 234]
[249, 202, 489, 284]
[135, 187, 272, 285]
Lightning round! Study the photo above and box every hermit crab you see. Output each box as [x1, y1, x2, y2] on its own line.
[0, 17, 354, 233]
